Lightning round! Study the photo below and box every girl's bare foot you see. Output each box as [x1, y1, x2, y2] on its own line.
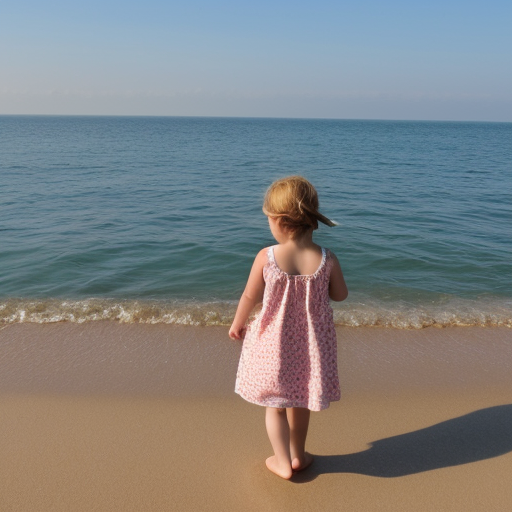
[265, 456, 293, 480]
[291, 452, 314, 472]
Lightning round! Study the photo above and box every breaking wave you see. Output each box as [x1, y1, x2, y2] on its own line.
[1, 297, 511, 329]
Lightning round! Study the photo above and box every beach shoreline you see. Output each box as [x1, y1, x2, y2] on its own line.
[1, 322, 511, 511]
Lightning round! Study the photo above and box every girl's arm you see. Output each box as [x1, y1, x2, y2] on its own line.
[229, 248, 267, 340]
[329, 253, 348, 302]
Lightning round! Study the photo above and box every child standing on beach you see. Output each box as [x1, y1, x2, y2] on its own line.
[229, 176, 348, 479]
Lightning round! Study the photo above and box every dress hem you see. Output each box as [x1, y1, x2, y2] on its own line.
[234, 389, 339, 412]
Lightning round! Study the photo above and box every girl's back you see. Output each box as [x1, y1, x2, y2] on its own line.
[272, 243, 324, 276]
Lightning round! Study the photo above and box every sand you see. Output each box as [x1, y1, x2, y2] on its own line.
[1, 322, 511, 511]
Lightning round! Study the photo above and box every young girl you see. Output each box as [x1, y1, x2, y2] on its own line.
[229, 176, 348, 480]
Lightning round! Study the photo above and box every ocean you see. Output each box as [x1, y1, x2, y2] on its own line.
[1, 116, 511, 328]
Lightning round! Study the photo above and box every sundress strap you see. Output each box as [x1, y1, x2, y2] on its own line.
[267, 246, 276, 265]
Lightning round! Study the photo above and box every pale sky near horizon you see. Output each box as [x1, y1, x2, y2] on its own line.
[1, 0, 511, 121]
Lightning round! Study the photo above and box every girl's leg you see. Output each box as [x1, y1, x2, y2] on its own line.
[287, 407, 313, 471]
[265, 407, 293, 479]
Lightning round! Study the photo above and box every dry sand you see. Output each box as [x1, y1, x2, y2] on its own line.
[1, 322, 511, 511]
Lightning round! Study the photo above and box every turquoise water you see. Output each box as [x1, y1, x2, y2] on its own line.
[1, 116, 511, 327]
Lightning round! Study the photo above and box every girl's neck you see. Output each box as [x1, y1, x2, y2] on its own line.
[280, 230, 315, 249]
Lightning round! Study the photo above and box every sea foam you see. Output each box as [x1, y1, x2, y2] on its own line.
[1, 298, 510, 329]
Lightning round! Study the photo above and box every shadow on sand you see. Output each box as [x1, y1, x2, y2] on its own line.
[292, 404, 512, 482]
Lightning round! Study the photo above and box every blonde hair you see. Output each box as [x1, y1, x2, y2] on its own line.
[262, 176, 336, 237]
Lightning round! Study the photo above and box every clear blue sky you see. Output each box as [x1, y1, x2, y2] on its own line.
[1, 0, 511, 120]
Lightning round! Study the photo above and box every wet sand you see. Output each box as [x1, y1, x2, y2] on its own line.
[1, 322, 511, 511]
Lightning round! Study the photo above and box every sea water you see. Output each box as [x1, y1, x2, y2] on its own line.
[1, 116, 511, 327]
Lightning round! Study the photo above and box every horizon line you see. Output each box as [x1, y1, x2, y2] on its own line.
[1, 114, 510, 124]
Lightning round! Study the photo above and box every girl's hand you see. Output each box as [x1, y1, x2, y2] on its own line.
[229, 324, 246, 340]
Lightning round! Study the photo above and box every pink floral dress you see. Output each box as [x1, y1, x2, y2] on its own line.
[235, 246, 341, 411]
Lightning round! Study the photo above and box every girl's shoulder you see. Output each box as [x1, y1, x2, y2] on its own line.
[259, 246, 273, 258]
[252, 246, 272, 268]
[323, 247, 338, 260]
